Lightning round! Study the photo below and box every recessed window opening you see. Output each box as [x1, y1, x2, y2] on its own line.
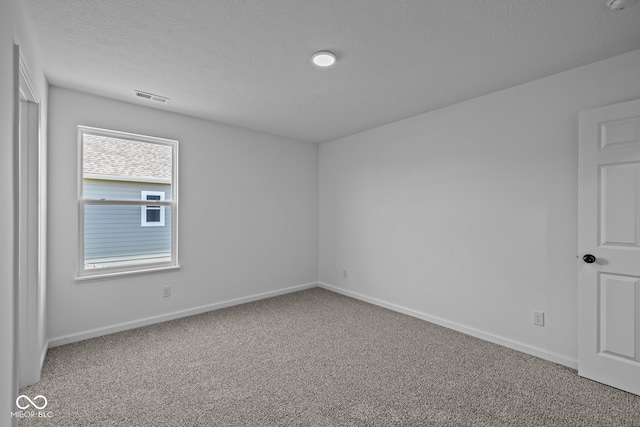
[77, 126, 179, 279]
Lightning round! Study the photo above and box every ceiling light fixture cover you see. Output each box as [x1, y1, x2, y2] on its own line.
[607, 0, 639, 9]
[312, 51, 336, 67]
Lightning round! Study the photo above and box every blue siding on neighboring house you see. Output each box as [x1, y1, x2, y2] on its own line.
[84, 179, 171, 262]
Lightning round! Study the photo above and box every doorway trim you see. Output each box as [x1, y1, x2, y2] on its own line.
[16, 44, 46, 388]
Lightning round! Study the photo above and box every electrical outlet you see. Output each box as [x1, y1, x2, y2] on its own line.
[343, 269, 348, 278]
[162, 286, 171, 298]
[533, 310, 544, 326]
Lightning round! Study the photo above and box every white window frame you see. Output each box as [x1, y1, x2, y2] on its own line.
[76, 126, 179, 280]
[141, 191, 166, 227]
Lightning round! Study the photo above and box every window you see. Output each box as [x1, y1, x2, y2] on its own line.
[141, 191, 165, 227]
[78, 126, 179, 279]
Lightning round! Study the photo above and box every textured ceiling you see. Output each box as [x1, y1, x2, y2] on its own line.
[25, 0, 640, 143]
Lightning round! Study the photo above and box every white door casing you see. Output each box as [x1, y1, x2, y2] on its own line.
[578, 99, 640, 395]
[17, 47, 43, 388]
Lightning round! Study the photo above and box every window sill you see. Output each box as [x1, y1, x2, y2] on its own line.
[75, 264, 181, 282]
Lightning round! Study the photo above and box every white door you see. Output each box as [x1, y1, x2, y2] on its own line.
[578, 99, 640, 395]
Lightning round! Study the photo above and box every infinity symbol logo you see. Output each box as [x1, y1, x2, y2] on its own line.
[16, 395, 48, 410]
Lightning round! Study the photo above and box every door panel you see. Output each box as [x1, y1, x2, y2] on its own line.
[600, 117, 640, 150]
[579, 99, 640, 395]
[598, 273, 638, 360]
[600, 163, 639, 248]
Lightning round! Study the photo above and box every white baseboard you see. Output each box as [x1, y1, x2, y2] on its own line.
[318, 282, 578, 370]
[48, 282, 318, 348]
[48, 281, 578, 370]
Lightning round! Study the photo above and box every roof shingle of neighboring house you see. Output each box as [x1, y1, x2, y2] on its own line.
[83, 133, 172, 181]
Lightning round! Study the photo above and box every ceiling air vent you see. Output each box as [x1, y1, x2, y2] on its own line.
[134, 90, 169, 104]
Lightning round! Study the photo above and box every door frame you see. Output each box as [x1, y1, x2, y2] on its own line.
[15, 44, 45, 388]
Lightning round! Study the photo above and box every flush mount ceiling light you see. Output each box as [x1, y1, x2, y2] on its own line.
[312, 51, 336, 67]
[607, 0, 639, 9]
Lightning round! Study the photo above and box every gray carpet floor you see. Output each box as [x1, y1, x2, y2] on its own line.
[19, 287, 640, 426]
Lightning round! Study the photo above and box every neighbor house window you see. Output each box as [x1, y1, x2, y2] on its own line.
[77, 126, 179, 279]
[141, 191, 165, 227]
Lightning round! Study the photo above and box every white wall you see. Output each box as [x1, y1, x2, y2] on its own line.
[1, 0, 48, 424]
[47, 87, 318, 344]
[319, 49, 640, 367]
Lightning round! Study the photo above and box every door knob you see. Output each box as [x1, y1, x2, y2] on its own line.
[583, 254, 596, 264]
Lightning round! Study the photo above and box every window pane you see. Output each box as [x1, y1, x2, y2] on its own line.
[82, 133, 172, 199]
[146, 208, 161, 223]
[84, 204, 172, 269]
[78, 127, 177, 277]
